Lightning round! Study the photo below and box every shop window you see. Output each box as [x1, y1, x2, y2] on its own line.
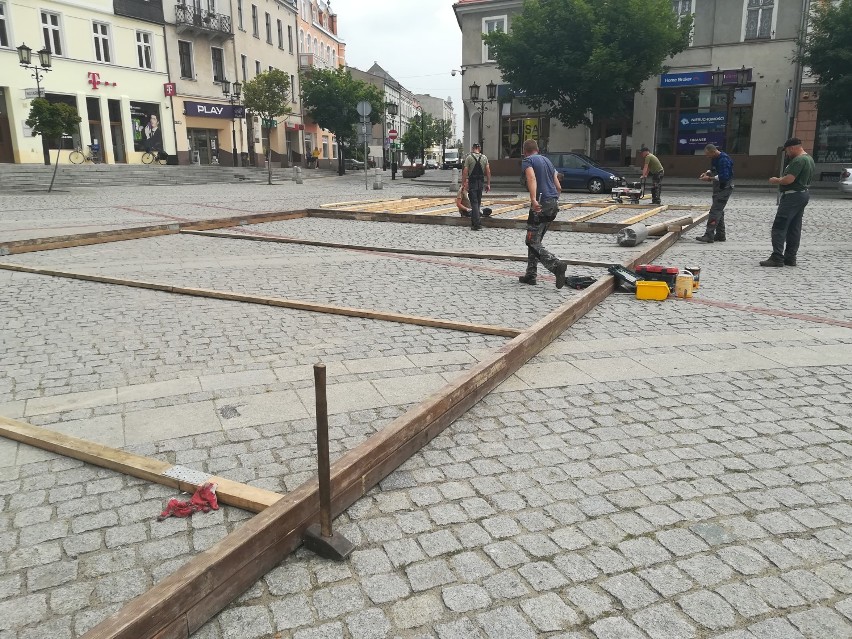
[482, 15, 505, 63]
[500, 115, 549, 158]
[41, 11, 63, 56]
[814, 116, 852, 163]
[43, 93, 79, 149]
[178, 40, 193, 78]
[211, 46, 225, 82]
[92, 21, 111, 63]
[745, 0, 774, 40]
[322, 136, 328, 158]
[0, 2, 10, 49]
[136, 31, 153, 70]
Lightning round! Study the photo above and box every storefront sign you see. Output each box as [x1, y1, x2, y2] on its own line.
[677, 132, 726, 153]
[523, 119, 539, 141]
[88, 71, 117, 90]
[164, 83, 176, 97]
[24, 88, 44, 99]
[661, 69, 753, 87]
[678, 112, 727, 130]
[184, 101, 245, 119]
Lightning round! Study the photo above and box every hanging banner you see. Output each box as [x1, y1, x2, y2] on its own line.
[677, 132, 726, 153]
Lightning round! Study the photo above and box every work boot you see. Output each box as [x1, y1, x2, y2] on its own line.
[518, 274, 537, 285]
[695, 235, 714, 243]
[714, 234, 726, 242]
[759, 255, 784, 267]
[471, 226, 482, 231]
[784, 256, 797, 266]
[652, 200, 662, 205]
[554, 261, 568, 289]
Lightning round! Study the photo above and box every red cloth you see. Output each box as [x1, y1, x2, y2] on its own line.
[158, 482, 219, 520]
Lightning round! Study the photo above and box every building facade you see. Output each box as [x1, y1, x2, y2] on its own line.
[1, 0, 172, 164]
[454, 0, 814, 178]
[414, 93, 456, 165]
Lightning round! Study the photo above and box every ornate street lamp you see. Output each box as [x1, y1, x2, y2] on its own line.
[387, 101, 398, 180]
[735, 65, 749, 87]
[468, 81, 497, 152]
[711, 67, 724, 90]
[18, 42, 54, 165]
[222, 79, 243, 167]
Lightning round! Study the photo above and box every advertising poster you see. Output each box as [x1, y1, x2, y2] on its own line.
[677, 132, 726, 154]
[678, 112, 727, 131]
[130, 102, 163, 153]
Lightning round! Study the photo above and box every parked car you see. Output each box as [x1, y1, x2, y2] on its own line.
[344, 158, 364, 170]
[425, 159, 439, 169]
[543, 151, 624, 193]
[840, 168, 852, 196]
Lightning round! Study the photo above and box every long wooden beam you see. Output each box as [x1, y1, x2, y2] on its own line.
[81, 218, 700, 639]
[0, 417, 282, 512]
[568, 204, 619, 223]
[619, 204, 668, 225]
[181, 229, 615, 267]
[0, 262, 522, 337]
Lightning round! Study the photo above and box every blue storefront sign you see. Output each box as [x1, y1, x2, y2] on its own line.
[184, 101, 245, 119]
[677, 132, 726, 153]
[660, 71, 712, 87]
[678, 112, 727, 130]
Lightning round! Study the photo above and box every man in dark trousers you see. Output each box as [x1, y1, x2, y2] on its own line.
[461, 143, 490, 231]
[696, 143, 734, 243]
[519, 139, 568, 289]
[639, 145, 664, 205]
[761, 137, 815, 267]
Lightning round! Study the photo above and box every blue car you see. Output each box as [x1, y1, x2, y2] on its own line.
[543, 152, 624, 194]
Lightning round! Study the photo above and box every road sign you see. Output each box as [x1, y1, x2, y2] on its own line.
[356, 101, 372, 117]
[389, 129, 398, 140]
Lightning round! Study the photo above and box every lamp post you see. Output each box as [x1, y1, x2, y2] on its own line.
[468, 81, 496, 154]
[387, 101, 398, 180]
[222, 79, 242, 167]
[415, 105, 425, 170]
[18, 43, 53, 165]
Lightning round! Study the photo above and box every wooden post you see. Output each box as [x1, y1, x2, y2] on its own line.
[314, 364, 332, 538]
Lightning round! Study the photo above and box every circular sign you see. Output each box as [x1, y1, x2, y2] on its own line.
[356, 100, 372, 117]
[388, 129, 398, 140]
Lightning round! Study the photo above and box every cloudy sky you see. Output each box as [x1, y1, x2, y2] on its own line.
[333, 0, 464, 137]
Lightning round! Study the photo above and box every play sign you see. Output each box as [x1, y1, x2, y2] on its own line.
[388, 129, 398, 140]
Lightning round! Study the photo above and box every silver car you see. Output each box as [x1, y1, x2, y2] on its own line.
[840, 168, 852, 196]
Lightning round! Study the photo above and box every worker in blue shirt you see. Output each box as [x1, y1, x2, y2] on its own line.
[696, 143, 734, 243]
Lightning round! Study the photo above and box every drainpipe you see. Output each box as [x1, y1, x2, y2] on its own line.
[787, 0, 811, 143]
[162, 24, 179, 161]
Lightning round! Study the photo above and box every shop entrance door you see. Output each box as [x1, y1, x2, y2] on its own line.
[108, 99, 126, 163]
[188, 129, 220, 164]
[0, 88, 12, 163]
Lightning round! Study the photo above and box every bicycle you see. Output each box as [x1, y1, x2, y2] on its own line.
[142, 150, 168, 165]
[68, 145, 101, 164]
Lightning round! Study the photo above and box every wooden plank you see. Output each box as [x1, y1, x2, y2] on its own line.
[647, 215, 693, 236]
[182, 229, 614, 267]
[81, 225, 687, 639]
[0, 416, 282, 512]
[0, 262, 522, 337]
[568, 204, 619, 223]
[619, 205, 668, 225]
[321, 198, 387, 208]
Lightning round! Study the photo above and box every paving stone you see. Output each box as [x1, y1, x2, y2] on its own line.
[346, 608, 391, 639]
[362, 573, 410, 604]
[632, 603, 697, 639]
[589, 616, 647, 639]
[678, 590, 737, 630]
[600, 572, 660, 609]
[390, 593, 445, 630]
[218, 605, 273, 639]
[442, 584, 491, 612]
[406, 559, 456, 592]
[312, 584, 365, 620]
[788, 607, 852, 639]
[477, 605, 538, 639]
[520, 592, 580, 632]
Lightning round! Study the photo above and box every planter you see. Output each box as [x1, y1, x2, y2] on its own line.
[402, 168, 424, 178]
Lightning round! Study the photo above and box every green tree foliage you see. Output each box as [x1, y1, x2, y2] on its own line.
[25, 98, 82, 192]
[484, 0, 692, 127]
[400, 128, 421, 166]
[800, 0, 852, 126]
[241, 69, 292, 184]
[400, 112, 438, 165]
[299, 67, 385, 174]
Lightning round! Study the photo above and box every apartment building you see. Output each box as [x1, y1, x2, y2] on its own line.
[414, 92, 456, 164]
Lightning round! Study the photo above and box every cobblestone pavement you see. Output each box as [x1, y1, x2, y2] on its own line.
[1, 178, 850, 638]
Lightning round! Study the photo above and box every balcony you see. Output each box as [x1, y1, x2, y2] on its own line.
[175, 4, 233, 42]
[299, 53, 331, 71]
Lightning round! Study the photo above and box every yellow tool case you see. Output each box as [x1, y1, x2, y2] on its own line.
[635, 280, 670, 301]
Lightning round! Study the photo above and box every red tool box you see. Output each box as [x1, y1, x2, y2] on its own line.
[635, 264, 680, 290]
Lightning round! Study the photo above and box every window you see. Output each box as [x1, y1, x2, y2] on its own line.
[92, 21, 111, 63]
[41, 11, 63, 56]
[290, 74, 296, 102]
[211, 46, 225, 82]
[672, 0, 692, 22]
[178, 40, 193, 78]
[745, 0, 774, 40]
[287, 25, 293, 53]
[277, 19, 283, 48]
[251, 5, 258, 37]
[0, 2, 10, 49]
[237, 0, 243, 30]
[332, 49, 336, 66]
[241, 53, 247, 81]
[255, 59, 261, 75]
[482, 15, 505, 62]
[265, 12, 271, 43]
[299, 29, 304, 52]
[136, 31, 153, 69]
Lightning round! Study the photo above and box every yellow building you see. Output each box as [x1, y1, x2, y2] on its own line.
[0, 0, 171, 164]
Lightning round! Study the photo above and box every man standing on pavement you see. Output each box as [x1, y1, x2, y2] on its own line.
[639, 145, 664, 204]
[696, 143, 734, 243]
[461, 143, 491, 231]
[761, 137, 815, 267]
[519, 139, 568, 289]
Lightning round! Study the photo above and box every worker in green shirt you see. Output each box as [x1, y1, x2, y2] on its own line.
[639, 145, 664, 205]
[761, 137, 815, 267]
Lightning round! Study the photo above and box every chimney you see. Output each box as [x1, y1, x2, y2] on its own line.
[329, 13, 337, 34]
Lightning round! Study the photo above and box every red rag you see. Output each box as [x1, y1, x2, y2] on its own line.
[158, 482, 219, 520]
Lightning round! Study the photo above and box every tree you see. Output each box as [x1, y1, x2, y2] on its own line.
[400, 128, 421, 167]
[800, 0, 852, 126]
[241, 69, 292, 185]
[25, 98, 82, 193]
[300, 67, 385, 175]
[433, 118, 453, 165]
[484, 0, 692, 128]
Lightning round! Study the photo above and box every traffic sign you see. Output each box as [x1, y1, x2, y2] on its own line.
[388, 129, 398, 140]
[356, 101, 372, 117]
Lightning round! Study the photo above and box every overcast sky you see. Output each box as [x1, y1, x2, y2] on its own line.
[333, 0, 464, 137]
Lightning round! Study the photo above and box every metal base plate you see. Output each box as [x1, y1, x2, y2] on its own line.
[303, 523, 355, 561]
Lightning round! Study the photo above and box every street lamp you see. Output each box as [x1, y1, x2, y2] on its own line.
[222, 79, 242, 167]
[468, 81, 496, 153]
[415, 105, 426, 171]
[18, 42, 53, 165]
[387, 101, 398, 180]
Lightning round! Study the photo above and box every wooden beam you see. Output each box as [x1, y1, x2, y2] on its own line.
[647, 215, 693, 236]
[0, 416, 282, 512]
[81, 226, 687, 639]
[619, 204, 668, 225]
[0, 263, 522, 338]
[568, 205, 619, 223]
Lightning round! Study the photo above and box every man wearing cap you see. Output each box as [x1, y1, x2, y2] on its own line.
[462, 142, 491, 231]
[761, 137, 815, 267]
[639, 145, 664, 205]
[696, 143, 734, 243]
